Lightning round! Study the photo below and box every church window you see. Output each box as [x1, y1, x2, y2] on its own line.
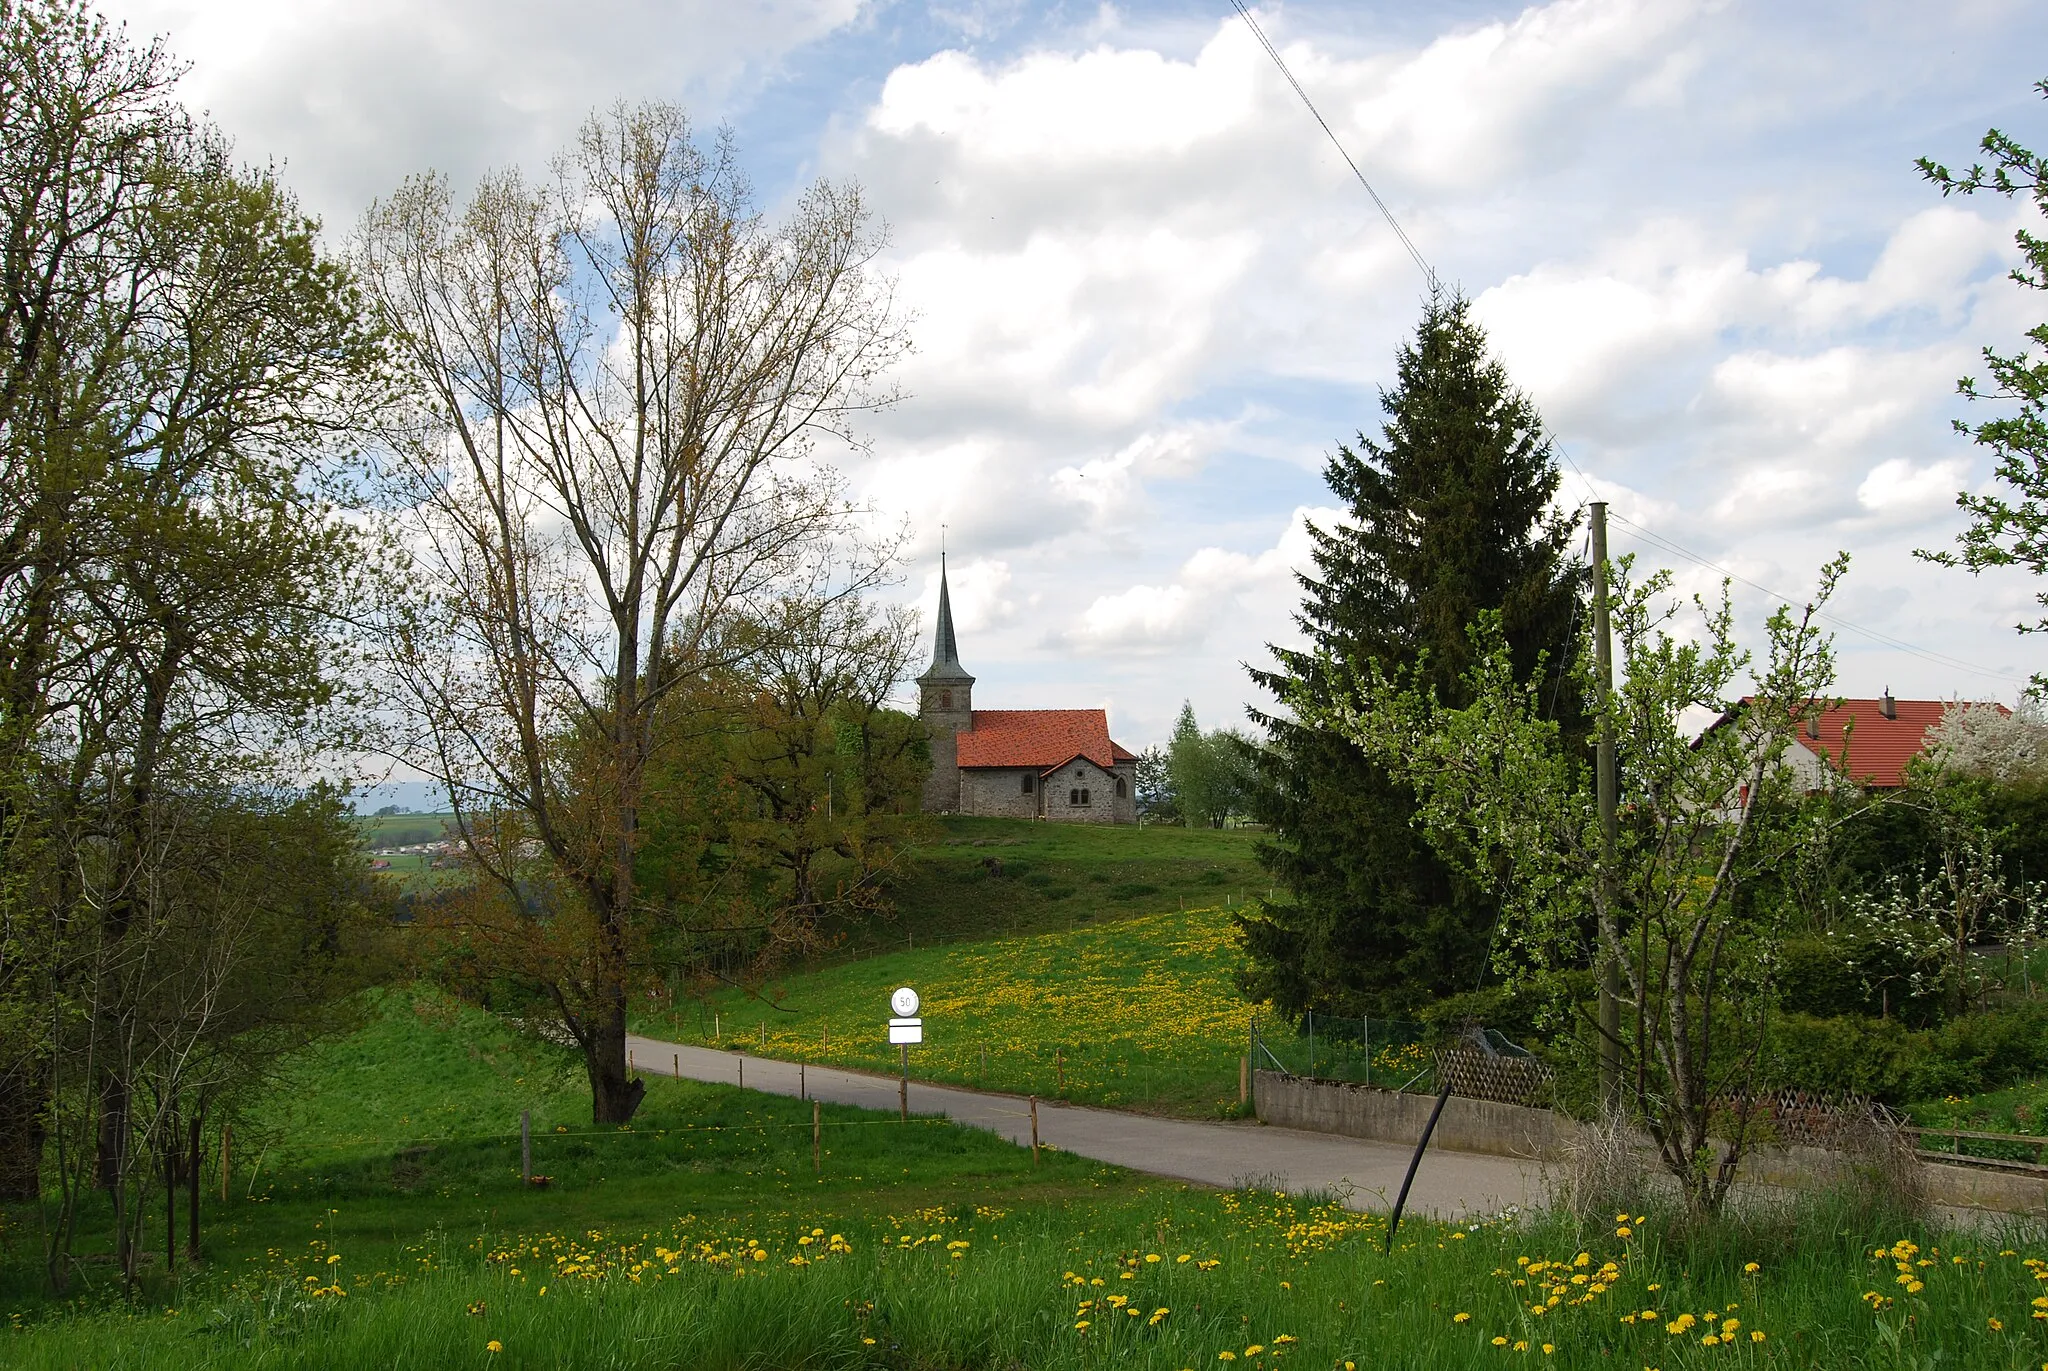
[1021, 773, 1034, 794]
[940, 689, 951, 708]
[1079, 787, 1092, 806]
[1115, 777, 1127, 798]
[1068, 788, 1079, 806]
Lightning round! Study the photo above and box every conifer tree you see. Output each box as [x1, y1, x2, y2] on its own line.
[1237, 292, 1582, 1019]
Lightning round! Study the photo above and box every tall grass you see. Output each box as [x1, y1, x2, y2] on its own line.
[13, 1181, 2048, 1368]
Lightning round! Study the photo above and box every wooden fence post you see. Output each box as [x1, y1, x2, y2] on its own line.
[1240, 1055, 1249, 1106]
[1030, 1095, 1040, 1166]
[800, 1063, 806, 1100]
[738, 1053, 744, 1090]
[673, 1053, 679, 1079]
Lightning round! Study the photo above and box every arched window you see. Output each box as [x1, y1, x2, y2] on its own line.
[1021, 773, 1034, 794]
[940, 689, 951, 708]
[1115, 776, 1127, 798]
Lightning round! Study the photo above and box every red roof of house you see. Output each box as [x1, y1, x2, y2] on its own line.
[1789, 697, 1981, 789]
[954, 709, 1136, 772]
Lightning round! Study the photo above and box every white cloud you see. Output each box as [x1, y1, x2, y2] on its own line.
[1060, 506, 1337, 654]
[97, 0, 2048, 732]
[101, 0, 864, 224]
[1857, 457, 1970, 518]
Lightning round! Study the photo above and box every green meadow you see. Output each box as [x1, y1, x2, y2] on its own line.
[9, 987, 2048, 1369]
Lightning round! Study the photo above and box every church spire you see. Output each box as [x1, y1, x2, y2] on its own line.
[919, 552, 973, 685]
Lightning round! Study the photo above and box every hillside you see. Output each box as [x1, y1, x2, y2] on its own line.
[641, 899, 1276, 1117]
[857, 815, 1269, 952]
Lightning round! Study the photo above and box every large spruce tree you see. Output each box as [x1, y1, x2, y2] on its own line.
[1237, 292, 1583, 1020]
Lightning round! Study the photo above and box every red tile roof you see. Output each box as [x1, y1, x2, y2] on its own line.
[954, 709, 1133, 772]
[1789, 697, 1987, 789]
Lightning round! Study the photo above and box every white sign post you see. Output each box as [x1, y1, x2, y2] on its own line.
[889, 987, 921, 1120]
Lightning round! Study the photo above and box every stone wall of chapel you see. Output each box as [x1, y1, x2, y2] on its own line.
[1044, 758, 1119, 825]
[918, 682, 971, 815]
[959, 768, 1043, 819]
[1110, 761, 1137, 824]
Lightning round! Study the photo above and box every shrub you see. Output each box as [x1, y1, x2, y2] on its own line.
[1766, 1005, 2048, 1103]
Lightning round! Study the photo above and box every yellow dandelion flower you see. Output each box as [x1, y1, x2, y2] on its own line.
[1990, 1317, 2004, 1332]
[1453, 1312, 1472, 1323]
[1702, 1334, 1719, 1346]
[1218, 1353, 1237, 1363]
[1245, 1345, 1264, 1357]
[1750, 1331, 1766, 1344]
[1492, 1336, 1508, 1346]
[1743, 1262, 1760, 1273]
[1542, 1345, 1554, 1356]
[486, 1340, 502, 1354]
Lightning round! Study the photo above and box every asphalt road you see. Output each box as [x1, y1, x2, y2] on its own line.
[625, 1031, 1545, 1219]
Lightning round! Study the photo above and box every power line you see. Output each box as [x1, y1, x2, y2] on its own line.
[1603, 510, 2031, 692]
[1231, 5, 2025, 696]
[1230, 1, 1437, 289]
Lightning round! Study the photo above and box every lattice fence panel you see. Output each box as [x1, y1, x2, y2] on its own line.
[1436, 1043, 1554, 1107]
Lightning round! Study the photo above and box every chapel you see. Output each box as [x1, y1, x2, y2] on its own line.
[917, 558, 1138, 823]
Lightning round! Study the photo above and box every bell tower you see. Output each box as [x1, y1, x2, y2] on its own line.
[918, 555, 974, 812]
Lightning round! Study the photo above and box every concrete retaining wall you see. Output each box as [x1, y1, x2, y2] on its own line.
[1254, 1070, 1572, 1160]
[1253, 1070, 2048, 1216]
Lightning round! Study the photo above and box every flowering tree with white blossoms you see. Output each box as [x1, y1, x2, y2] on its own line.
[1316, 554, 1849, 1218]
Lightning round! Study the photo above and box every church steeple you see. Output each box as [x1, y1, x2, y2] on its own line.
[918, 553, 974, 687]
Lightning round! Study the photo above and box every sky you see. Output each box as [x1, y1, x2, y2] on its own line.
[100, 0, 2048, 776]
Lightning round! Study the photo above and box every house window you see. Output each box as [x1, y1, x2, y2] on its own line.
[1068, 787, 1080, 806]
[1115, 777, 1126, 798]
[1021, 773, 1034, 794]
[1079, 787, 1091, 806]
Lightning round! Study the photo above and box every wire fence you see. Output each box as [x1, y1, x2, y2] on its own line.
[1252, 1014, 1555, 1105]
[1252, 1012, 1437, 1092]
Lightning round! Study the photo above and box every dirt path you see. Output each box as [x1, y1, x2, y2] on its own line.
[626, 1032, 1546, 1219]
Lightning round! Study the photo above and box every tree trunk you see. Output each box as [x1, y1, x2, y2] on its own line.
[0, 1060, 47, 1200]
[586, 996, 644, 1124]
[186, 1113, 201, 1264]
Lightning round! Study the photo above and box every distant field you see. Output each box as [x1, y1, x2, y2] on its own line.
[349, 812, 455, 850]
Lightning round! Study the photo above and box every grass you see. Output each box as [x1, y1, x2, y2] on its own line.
[14, 986, 2048, 1368]
[643, 901, 1271, 1116]
[860, 815, 1269, 951]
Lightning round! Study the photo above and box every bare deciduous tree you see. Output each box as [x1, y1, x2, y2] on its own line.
[362, 103, 909, 1122]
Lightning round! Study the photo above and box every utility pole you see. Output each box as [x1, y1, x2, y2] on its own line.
[1590, 502, 1621, 1113]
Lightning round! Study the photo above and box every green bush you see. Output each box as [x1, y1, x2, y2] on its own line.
[1766, 1005, 2048, 1103]
[1776, 934, 1946, 1025]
